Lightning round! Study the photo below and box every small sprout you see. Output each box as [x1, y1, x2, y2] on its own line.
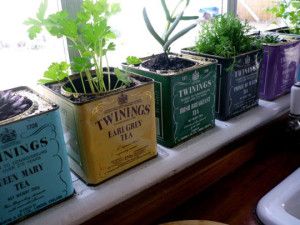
[126, 56, 142, 65]
[114, 68, 132, 86]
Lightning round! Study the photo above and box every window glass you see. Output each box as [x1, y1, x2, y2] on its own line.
[0, 0, 224, 90]
[237, 0, 284, 31]
[110, 0, 224, 66]
[0, 1, 65, 90]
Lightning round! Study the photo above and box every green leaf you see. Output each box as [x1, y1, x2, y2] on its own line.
[45, 11, 77, 39]
[38, 78, 52, 84]
[37, 0, 48, 21]
[27, 25, 42, 39]
[164, 11, 184, 42]
[71, 57, 92, 72]
[181, 15, 199, 20]
[107, 42, 116, 51]
[41, 62, 70, 84]
[114, 68, 131, 85]
[291, 1, 300, 9]
[126, 56, 142, 65]
[24, 18, 41, 26]
[161, 0, 172, 22]
[143, 8, 165, 46]
[111, 3, 121, 15]
[164, 23, 197, 52]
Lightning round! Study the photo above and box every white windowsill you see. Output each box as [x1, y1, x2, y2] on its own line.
[18, 94, 290, 225]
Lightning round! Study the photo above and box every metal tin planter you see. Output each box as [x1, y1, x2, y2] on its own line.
[267, 27, 300, 82]
[41, 73, 157, 185]
[0, 87, 73, 225]
[259, 36, 300, 100]
[123, 54, 217, 148]
[268, 27, 300, 39]
[182, 48, 262, 121]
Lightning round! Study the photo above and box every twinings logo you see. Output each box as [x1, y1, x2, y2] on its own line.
[178, 80, 212, 98]
[95, 104, 151, 131]
[0, 128, 17, 144]
[118, 93, 128, 105]
[192, 71, 200, 81]
[0, 137, 48, 163]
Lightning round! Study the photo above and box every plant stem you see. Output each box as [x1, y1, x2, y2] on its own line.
[84, 69, 96, 93]
[93, 53, 106, 91]
[69, 37, 96, 94]
[79, 72, 86, 94]
[113, 80, 120, 89]
[67, 77, 78, 93]
[96, 39, 106, 92]
[105, 55, 111, 91]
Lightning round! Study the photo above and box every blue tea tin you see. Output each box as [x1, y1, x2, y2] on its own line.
[0, 87, 73, 225]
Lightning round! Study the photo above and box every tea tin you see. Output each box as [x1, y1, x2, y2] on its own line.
[42, 74, 157, 185]
[0, 87, 73, 225]
[259, 35, 300, 100]
[123, 54, 217, 147]
[182, 49, 262, 121]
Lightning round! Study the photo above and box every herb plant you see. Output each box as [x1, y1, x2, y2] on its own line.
[25, 0, 131, 94]
[260, 34, 281, 44]
[143, 0, 198, 54]
[267, 0, 300, 34]
[194, 14, 261, 58]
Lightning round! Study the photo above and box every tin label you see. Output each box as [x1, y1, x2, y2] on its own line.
[228, 56, 259, 116]
[78, 84, 157, 183]
[0, 111, 73, 225]
[59, 102, 82, 167]
[260, 41, 300, 100]
[171, 67, 216, 143]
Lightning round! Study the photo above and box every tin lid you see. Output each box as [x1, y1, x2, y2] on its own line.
[0, 86, 58, 126]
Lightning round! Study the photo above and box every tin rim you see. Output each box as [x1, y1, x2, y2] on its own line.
[60, 71, 131, 99]
[0, 99, 37, 125]
[124, 53, 216, 76]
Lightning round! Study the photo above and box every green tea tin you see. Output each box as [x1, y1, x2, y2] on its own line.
[123, 54, 217, 147]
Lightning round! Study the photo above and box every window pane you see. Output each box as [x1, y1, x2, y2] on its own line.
[109, 0, 224, 66]
[0, 1, 66, 90]
[237, 0, 284, 30]
[0, 0, 224, 90]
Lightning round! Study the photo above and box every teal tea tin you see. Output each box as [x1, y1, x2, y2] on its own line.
[0, 87, 73, 225]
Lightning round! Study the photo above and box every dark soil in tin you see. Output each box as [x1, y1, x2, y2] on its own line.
[142, 53, 195, 71]
[0, 90, 32, 121]
[48, 73, 141, 104]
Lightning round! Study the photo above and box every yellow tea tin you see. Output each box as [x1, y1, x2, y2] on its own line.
[41, 74, 157, 185]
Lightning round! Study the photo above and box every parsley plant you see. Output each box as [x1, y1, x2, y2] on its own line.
[25, 0, 131, 94]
